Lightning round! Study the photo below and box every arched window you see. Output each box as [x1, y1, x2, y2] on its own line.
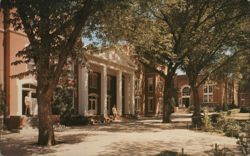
[182, 87, 190, 96]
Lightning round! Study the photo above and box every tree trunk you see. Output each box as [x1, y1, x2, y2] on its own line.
[162, 75, 173, 123]
[38, 82, 55, 146]
[191, 86, 202, 127]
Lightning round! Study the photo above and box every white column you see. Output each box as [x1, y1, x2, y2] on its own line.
[234, 82, 239, 106]
[131, 73, 135, 115]
[124, 76, 129, 114]
[116, 70, 122, 116]
[78, 66, 88, 116]
[101, 65, 107, 115]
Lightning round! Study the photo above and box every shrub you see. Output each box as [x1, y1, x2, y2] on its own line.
[240, 107, 250, 113]
[215, 113, 241, 138]
[237, 121, 250, 155]
[61, 115, 89, 126]
[189, 105, 194, 113]
[223, 119, 241, 138]
[52, 86, 74, 115]
[210, 113, 220, 124]
[223, 103, 229, 111]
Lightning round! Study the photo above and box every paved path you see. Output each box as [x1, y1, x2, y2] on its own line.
[0, 120, 241, 156]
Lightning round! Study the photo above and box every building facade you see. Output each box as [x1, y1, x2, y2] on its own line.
[175, 75, 240, 109]
[1, 10, 247, 121]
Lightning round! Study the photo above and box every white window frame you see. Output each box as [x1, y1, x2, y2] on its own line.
[148, 78, 153, 93]
[148, 97, 154, 112]
[203, 84, 213, 103]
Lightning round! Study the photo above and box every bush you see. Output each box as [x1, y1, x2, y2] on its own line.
[240, 107, 250, 113]
[52, 86, 74, 115]
[61, 115, 89, 126]
[215, 113, 241, 138]
[223, 119, 241, 138]
[52, 86, 81, 126]
[237, 121, 250, 155]
[189, 105, 194, 113]
[210, 113, 220, 124]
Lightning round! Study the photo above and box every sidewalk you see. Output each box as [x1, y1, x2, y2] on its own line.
[0, 120, 241, 156]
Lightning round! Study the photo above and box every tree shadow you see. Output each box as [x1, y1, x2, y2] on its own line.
[98, 141, 183, 156]
[0, 132, 94, 156]
[203, 146, 242, 156]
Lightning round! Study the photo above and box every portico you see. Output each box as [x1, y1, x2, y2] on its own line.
[78, 49, 136, 116]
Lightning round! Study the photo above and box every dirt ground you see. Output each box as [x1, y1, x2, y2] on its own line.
[0, 119, 242, 156]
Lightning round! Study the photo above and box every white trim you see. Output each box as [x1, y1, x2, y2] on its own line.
[17, 78, 37, 115]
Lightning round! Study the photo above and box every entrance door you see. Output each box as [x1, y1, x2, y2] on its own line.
[182, 98, 190, 108]
[88, 95, 97, 115]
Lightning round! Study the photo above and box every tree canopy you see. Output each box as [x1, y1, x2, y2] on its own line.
[2, 0, 129, 146]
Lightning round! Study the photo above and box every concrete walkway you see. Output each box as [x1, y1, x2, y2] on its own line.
[0, 119, 241, 156]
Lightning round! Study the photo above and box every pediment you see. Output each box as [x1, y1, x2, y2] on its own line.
[90, 48, 136, 69]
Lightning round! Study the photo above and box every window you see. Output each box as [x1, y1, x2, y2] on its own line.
[148, 78, 153, 92]
[148, 97, 154, 112]
[203, 85, 213, 103]
[135, 96, 141, 112]
[135, 79, 140, 91]
[89, 73, 98, 89]
[107, 76, 111, 91]
[182, 87, 190, 96]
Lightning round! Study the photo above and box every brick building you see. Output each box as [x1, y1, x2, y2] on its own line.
[174, 75, 240, 109]
[0, 10, 245, 121]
